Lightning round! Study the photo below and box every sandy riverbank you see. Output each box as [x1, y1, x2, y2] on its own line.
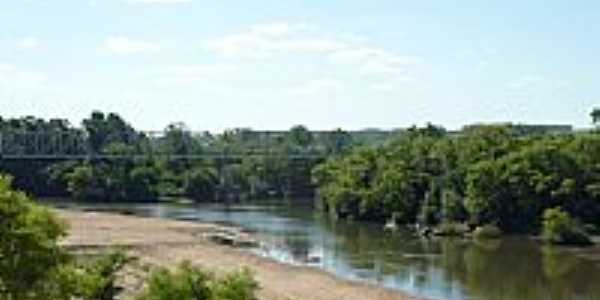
[57, 209, 424, 300]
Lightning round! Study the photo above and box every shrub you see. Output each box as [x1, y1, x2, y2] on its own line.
[212, 269, 258, 300]
[1, 173, 258, 300]
[46, 251, 134, 300]
[473, 225, 502, 239]
[0, 175, 68, 299]
[184, 168, 218, 202]
[136, 262, 258, 300]
[0, 173, 134, 300]
[542, 207, 593, 246]
[66, 164, 103, 200]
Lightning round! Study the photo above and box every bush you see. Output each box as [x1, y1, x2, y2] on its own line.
[473, 225, 502, 239]
[46, 251, 134, 300]
[136, 262, 258, 300]
[0, 175, 68, 299]
[542, 208, 593, 246]
[65, 162, 162, 202]
[0, 173, 134, 300]
[184, 168, 218, 202]
[66, 164, 103, 200]
[212, 269, 258, 300]
[1, 173, 258, 300]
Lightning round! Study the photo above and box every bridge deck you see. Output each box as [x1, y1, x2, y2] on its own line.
[0, 153, 326, 160]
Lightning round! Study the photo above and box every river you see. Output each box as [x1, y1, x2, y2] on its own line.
[52, 201, 600, 300]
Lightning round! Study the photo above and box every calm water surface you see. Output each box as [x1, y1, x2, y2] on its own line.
[53, 201, 600, 300]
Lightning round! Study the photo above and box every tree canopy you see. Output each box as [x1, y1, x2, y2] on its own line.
[313, 125, 600, 234]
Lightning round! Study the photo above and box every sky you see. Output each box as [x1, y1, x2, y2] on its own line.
[0, 0, 598, 132]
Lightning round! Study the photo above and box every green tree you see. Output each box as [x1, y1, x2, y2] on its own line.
[542, 207, 592, 246]
[591, 108, 600, 125]
[136, 262, 258, 300]
[323, 128, 353, 155]
[82, 111, 139, 154]
[288, 125, 313, 149]
[184, 167, 218, 202]
[0, 175, 68, 299]
[465, 139, 582, 232]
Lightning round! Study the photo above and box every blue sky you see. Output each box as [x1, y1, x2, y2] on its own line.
[0, 0, 598, 131]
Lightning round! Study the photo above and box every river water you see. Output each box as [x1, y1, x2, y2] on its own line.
[54, 201, 600, 300]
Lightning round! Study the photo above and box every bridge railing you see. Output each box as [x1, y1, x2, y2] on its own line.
[0, 130, 327, 160]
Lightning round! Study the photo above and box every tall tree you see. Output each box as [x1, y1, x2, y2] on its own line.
[82, 111, 138, 154]
[288, 125, 313, 148]
[591, 108, 600, 125]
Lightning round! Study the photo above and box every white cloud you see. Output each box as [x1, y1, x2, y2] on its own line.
[207, 23, 420, 81]
[165, 64, 238, 75]
[125, 0, 191, 3]
[330, 47, 400, 64]
[206, 22, 422, 90]
[206, 33, 270, 59]
[206, 22, 346, 59]
[329, 48, 376, 63]
[105, 36, 159, 54]
[370, 83, 396, 92]
[249, 23, 292, 37]
[360, 61, 406, 76]
[288, 78, 344, 96]
[506, 75, 544, 90]
[155, 64, 238, 86]
[206, 33, 345, 59]
[0, 64, 47, 88]
[483, 46, 499, 56]
[331, 47, 420, 76]
[0, 63, 15, 72]
[370, 76, 416, 92]
[17, 37, 40, 49]
[14, 71, 47, 86]
[276, 38, 345, 52]
[455, 46, 501, 73]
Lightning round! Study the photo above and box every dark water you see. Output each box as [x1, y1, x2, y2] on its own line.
[53, 201, 600, 300]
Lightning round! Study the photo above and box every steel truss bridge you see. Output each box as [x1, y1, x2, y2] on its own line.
[0, 130, 326, 160]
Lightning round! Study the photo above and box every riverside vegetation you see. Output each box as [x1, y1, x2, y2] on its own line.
[2, 110, 600, 300]
[2, 110, 600, 246]
[0, 174, 259, 300]
[0, 111, 358, 202]
[313, 119, 600, 244]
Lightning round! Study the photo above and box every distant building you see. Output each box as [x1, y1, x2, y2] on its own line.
[461, 123, 573, 135]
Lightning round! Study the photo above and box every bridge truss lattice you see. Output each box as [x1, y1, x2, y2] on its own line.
[0, 130, 325, 160]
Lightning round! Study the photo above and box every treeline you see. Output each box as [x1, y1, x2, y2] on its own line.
[313, 123, 600, 235]
[4, 110, 599, 237]
[0, 112, 360, 202]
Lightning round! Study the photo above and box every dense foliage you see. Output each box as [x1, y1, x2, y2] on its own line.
[0, 175, 67, 298]
[0, 175, 133, 299]
[0, 174, 259, 300]
[3, 110, 599, 237]
[0, 116, 79, 196]
[0, 112, 363, 202]
[313, 124, 600, 234]
[136, 263, 258, 300]
[542, 207, 592, 246]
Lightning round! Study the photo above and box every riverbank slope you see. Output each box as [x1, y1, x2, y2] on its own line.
[57, 209, 423, 300]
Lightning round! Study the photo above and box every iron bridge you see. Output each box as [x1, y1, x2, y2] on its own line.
[0, 130, 326, 160]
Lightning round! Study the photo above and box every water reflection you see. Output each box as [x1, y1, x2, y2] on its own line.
[53, 201, 600, 300]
